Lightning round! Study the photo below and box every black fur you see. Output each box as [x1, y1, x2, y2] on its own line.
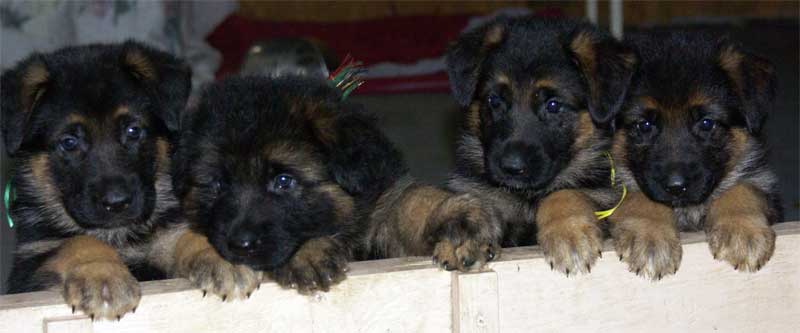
[2, 41, 190, 293]
[172, 75, 407, 271]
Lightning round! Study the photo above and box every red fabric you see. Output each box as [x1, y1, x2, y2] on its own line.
[207, 9, 564, 94]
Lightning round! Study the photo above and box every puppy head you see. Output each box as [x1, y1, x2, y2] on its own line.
[0, 41, 190, 230]
[618, 33, 776, 206]
[174, 76, 404, 270]
[446, 17, 636, 191]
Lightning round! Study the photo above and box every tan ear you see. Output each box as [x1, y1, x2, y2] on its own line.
[567, 29, 637, 128]
[718, 42, 776, 134]
[120, 40, 191, 132]
[445, 19, 507, 106]
[1, 59, 50, 154]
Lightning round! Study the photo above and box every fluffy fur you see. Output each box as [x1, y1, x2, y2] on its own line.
[444, 16, 636, 275]
[609, 32, 782, 279]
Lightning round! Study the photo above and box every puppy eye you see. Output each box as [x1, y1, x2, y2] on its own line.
[212, 180, 222, 194]
[126, 125, 143, 140]
[59, 135, 79, 151]
[487, 93, 505, 109]
[545, 99, 562, 113]
[636, 120, 654, 133]
[698, 118, 715, 131]
[272, 174, 295, 191]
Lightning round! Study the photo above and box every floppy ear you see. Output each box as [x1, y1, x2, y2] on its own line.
[717, 40, 777, 135]
[120, 40, 192, 132]
[445, 20, 507, 107]
[566, 28, 637, 128]
[306, 102, 407, 197]
[1, 57, 50, 155]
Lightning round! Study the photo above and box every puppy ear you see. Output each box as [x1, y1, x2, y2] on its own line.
[1, 57, 50, 155]
[306, 103, 406, 196]
[120, 40, 192, 132]
[566, 28, 637, 128]
[717, 40, 777, 135]
[445, 20, 507, 107]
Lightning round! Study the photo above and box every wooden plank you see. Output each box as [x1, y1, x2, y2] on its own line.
[44, 317, 93, 333]
[491, 222, 800, 333]
[0, 222, 797, 333]
[453, 271, 499, 333]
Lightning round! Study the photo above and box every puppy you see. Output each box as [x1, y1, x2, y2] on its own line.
[444, 17, 636, 275]
[173, 75, 501, 293]
[609, 32, 781, 279]
[1, 41, 259, 320]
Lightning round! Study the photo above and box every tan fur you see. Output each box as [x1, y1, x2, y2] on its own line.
[270, 236, 348, 294]
[20, 62, 49, 112]
[316, 182, 355, 224]
[124, 49, 157, 81]
[484, 24, 505, 46]
[113, 106, 130, 118]
[466, 102, 481, 135]
[535, 189, 602, 275]
[608, 191, 682, 280]
[174, 229, 261, 301]
[25, 154, 81, 233]
[41, 235, 140, 320]
[706, 183, 775, 271]
[719, 45, 744, 86]
[264, 141, 327, 182]
[725, 128, 749, 174]
[573, 112, 595, 150]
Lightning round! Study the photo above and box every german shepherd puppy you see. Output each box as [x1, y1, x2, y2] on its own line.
[173, 75, 501, 293]
[444, 17, 637, 275]
[1, 41, 260, 320]
[609, 32, 781, 279]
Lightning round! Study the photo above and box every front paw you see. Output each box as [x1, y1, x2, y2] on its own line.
[63, 261, 140, 321]
[707, 215, 775, 272]
[429, 194, 501, 272]
[612, 218, 682, 280]
[537, 215, 603, 276]
[184, 248, 262, 301]
[270, 238, 349, 294]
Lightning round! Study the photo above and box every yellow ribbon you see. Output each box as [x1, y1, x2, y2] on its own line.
[594, 152, 627, 220]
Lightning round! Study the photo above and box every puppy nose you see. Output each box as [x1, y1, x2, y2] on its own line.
[665, 173, 688, 196]
[229, 230, 261, 255]
[500, 153, 527, 176]
[101, 189, 132, 213]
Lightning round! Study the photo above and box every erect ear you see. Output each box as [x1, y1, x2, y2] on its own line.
[566, 28, 637, 128]
[1, 57, 50, 155]
[120, 40, 192, 132]
[445, 19, 508, 107]
[717, 39, 777, 135]
[304, 102, 407, 197]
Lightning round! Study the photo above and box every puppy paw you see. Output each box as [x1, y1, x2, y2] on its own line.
[184, 248, 262, 301]
[537, 215, 603, 276]
[270, 238, 349, 294]
[707, 214, 775, 272]
[63, 261, 140, 321]
[429, 194, 501, 271]
[612, 218, 682, 280]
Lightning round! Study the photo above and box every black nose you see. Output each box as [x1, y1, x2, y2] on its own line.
[101, 189, 132, 213]
[228, 229, 261, 256]
[664, 173, 688, 196]
[500, 152, 527, 176]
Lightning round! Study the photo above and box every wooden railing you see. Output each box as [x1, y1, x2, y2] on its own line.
[1, 222, 798, 333]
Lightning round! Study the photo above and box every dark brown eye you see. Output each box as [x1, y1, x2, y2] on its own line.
[487, 93, 504, 109]
[637, 120, 654, 133]
[699, 118, 715, 131]
[59, 135, 78, 151]
[272, 174, 295, 191]
[126, 125, 143, 140]
[545, 99, 562, 113]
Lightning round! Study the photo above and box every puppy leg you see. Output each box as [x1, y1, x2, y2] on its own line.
[426, 190, 502, 272]
[706, 183, 776, 272]
[269, 236, 349, 294]
[609, 191, 681, 280]
[42, 235, 140, 321]
[172, 228, 261, 301]
[536, 190, 603, 275]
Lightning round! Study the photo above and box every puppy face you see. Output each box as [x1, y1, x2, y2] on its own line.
[175, 76, 405, 270]
[1, 42, 190, 231]
[618, 33, 776, 207]
[446, 18, 636, 192]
